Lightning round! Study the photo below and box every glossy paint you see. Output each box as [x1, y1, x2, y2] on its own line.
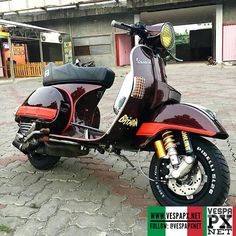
[54, 84, 103, 131]
[137, 123, 216, 137]
[54, 86, 74, 133]
[16, 106, 57, 121]
[15, 45, 228, 153]
[15, 84, 104, 134]
[137, 103, 228, 139]
[45, 45, 162, 150]
[15, 86, 72, 134]
[99, 45, 181, 149]
[153, 103, 228, 138]
[22, 86, 63, 110]
[145, 23, 163, 36]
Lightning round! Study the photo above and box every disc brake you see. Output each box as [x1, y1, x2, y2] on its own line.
[167, 165, 202, 196]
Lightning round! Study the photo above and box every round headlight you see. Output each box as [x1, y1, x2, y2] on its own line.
[160, 23, 175, 49]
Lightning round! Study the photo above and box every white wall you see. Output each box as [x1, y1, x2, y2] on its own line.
[215, 4, 223, 63]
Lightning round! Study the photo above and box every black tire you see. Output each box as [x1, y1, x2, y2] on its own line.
[28, 153, 61, 170]
[149, 137, 230, 206]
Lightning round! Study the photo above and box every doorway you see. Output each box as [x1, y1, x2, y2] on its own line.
[115, 34, 134, 66]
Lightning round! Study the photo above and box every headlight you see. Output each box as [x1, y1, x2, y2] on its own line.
[160, 23, 175, 49]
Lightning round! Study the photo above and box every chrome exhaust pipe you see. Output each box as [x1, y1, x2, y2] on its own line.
[12, 138, 30, 154]
[12, 139, 23, 151]
[12, 128, 49, 154]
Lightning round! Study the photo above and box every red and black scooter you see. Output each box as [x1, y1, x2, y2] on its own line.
[13, 20, 230, 206]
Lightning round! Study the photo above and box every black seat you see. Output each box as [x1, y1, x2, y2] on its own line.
[43, 63, 115, 88]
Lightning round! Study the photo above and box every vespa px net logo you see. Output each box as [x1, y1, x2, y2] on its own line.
[147, 206, 236, 236]
[206, 207, 233, 236]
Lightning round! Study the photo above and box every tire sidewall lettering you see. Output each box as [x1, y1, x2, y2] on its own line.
[149, 138, 229, 205]
[154, 166, 165, 198]
[153, 145, 217, 199]
[196, 146, 216, 195]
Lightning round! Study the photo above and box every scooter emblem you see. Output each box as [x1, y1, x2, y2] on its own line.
[135, 57, 151, 65]
[118, 114, 138, 127]
[44, 69, 50, 77]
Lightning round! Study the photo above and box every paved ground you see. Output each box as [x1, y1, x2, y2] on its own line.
[0, 63, 236, 235]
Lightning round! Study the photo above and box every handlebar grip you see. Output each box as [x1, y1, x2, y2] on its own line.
[111, 20, 130, 31]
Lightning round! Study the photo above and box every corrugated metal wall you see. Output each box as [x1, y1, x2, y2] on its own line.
[223, 24, 236, 61]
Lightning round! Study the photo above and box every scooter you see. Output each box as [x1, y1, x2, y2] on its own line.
[13, 20, 230, 206]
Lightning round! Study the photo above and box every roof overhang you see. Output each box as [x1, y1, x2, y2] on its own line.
[0, 19, 66, 34]
[141, 5, 217, 26]
[0, 19, 67, 42]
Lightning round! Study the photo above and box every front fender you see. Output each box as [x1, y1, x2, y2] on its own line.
[137, 103, 228, 139]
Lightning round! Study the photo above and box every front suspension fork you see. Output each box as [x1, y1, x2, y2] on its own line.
[154, 130, 180, 165]
[181, 131, 194, 156]
[154, 130, 195, 179]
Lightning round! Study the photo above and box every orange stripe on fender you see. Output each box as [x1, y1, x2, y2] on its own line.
[136, 122, 216, 137]
[16, 106, 57, 121]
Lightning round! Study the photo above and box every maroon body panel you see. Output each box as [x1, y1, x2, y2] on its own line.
[48, 45, 181, 150]
[15, 86, 71, 134]
[54, 84, 104, 135]
[137, 103, 228, 140]
[145, 23, 164, 36]
[13, 45, 227, 154]
[15, 84, 104, 135]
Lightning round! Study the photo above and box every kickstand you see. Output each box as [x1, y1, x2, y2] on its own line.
[116, 153, 136, 170]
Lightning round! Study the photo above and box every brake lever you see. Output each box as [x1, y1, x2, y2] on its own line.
[167, 50, 183, 62]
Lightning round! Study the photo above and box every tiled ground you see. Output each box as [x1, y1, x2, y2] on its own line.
[0, 63, 235, 235]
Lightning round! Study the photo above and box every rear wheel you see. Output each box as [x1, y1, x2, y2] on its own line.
[28, 153, 61, 170]
[149, 137, 230, 206]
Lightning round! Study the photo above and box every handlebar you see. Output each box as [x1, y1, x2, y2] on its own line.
[111, 20, 182, 62]
[111, 20, 147, 40]
[111, 20, 132, 31]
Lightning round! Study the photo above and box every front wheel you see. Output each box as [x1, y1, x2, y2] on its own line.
[149, 137, 230, 206]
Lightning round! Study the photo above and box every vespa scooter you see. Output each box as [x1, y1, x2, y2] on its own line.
[13, 20, 230, 206]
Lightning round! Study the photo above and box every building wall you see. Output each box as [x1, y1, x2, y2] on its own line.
[35, 13, 134, 67]
[5, 0, 231, 65]
[223, 0, 236, 61]
[223, 0, 236, 23]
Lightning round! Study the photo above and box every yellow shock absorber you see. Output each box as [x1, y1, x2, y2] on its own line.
[154, 140, 166, 158]
[162, 130, 180, 165]
[154, 131, 178, 162]
[162, 130, 177, 149]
